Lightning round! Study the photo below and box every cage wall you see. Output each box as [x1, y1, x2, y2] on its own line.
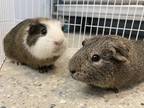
[1, 0, 144, 65]
[0, 0, 52, 66]
[53, 0, 144, 48]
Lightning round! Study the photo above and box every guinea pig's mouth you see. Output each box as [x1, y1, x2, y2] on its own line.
[71, 72, 79, 80]
[71, 72, 87, 82]
[71, 71, 97, 84]
[71, 74, 76, 80]
[53, 43, 66, 53]
[53, 47, 61, 53]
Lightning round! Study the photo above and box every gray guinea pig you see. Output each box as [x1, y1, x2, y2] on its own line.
[4, 18, 67, 73]
[69, 35, 144, 93]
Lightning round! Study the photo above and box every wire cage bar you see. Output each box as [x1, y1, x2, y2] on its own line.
[53, 0, 144, 48]
[0, 0, 144, 65]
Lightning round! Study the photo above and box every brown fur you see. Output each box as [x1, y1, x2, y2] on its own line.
[3, 18, 63, 71]
[69, 35, 144, 91]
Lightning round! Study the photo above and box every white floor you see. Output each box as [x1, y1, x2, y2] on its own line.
[0, 34, 144, 108]
[0, 48, 144, 108]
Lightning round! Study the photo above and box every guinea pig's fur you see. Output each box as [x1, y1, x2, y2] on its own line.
[4, 18, 67, 72]
[69, 35, 144, 92]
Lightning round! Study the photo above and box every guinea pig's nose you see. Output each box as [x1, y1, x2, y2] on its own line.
[54, 40, 64, 46]
[70, 70, 76, 74]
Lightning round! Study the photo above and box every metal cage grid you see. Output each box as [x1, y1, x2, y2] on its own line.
[0, 0, 144, 65]
[53, 0, 144, 47]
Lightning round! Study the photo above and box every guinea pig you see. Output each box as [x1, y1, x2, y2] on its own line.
[69, 35, 144, 93]
[3, 18, 67, 73]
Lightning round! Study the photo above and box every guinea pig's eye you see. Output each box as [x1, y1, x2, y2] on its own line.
[29, 24, 47, 35]
[91, 54, 101, 62]
[41, 25, 47, 35]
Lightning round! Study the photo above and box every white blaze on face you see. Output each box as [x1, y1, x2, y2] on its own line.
[26, 20, 66, 60]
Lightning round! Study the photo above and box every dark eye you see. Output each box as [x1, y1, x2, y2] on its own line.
[91, 54, 101, 62]
[29, 24, 47, 35]
[41, 27, 47, 35]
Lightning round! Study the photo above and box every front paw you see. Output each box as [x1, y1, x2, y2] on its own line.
[38, 65, 54, 73]
[11, 60, 26, 66]
[106, 88, 119, 93]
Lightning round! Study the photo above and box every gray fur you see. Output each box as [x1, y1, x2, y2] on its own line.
[69, 35, 144, 91]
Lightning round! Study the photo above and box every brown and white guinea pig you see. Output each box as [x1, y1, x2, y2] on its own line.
[69, 35, 144, 93]
[3, 18, 67, 73]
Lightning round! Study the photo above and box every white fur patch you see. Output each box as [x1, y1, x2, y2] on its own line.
[23, 20, 66, 60]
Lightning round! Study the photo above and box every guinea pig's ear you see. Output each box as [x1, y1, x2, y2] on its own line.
[111, 42, 130, 63]
[82, 39, 89, 46]
[82, 36, 102, 46]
